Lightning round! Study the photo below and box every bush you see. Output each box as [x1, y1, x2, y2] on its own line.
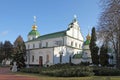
[93, 67, 120, 76]
[20, 64, 94, 77]
[20, 67, 40, 73]
[40, 64, 94, 77]
[80, 62, 90, 66]
[20, 64, 120, 77]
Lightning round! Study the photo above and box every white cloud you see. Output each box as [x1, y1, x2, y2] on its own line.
[0, 31, 9, 36]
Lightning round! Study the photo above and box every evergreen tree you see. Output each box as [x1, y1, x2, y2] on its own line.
[90, 27, 99, 65]
[99, 44, 109, 66]
[0, 42, 4, 63]
[13, 35, 26, 69]
[3, 41, 13, 59]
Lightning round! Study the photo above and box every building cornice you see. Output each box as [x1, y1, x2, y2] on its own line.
[66, 45, 83, 50]
[66, 35, 84, 42]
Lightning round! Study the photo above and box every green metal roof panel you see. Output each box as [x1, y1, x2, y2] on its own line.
[28, 30, 40, 36]
[84, 40, 90, 45]
[36, 30, 66, 40]
[26, 30, 66, 43]
[73, 54, 82, 59]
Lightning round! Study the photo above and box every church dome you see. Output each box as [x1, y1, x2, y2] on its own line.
[28, 30, 40, 36]
[27, 16, 40, 41]
[84, 33, 91, 45]
[28, 24, 40, 36]
[84, 40, 90, 45]
[86, 33, 91, 40]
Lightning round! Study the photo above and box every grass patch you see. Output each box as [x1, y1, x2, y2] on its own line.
[13, 72, 92, 80]
[14, 72, 120, 80]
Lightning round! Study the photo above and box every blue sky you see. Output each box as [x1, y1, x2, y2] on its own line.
[0, 0, 101, 43]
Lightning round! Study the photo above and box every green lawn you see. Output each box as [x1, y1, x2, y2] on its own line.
[14, 72, 120, 80]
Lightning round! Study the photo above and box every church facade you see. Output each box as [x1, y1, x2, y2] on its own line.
[25, 17, 91, 66]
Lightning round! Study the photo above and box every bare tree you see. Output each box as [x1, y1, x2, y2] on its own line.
[98, 0, 120, 69]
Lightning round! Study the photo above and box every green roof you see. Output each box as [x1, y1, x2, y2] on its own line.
[26, 30, 66, 42]
[36, 30, 66, 40]
[73, 54, 82, 59]
[37, 31, 66, 40]
[28, 30, 40, 36]
[84, 40, 90, 45]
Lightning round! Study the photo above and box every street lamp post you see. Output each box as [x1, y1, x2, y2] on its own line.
[69, 55, 72, 64]
[59, 51, 63, 64]
[68, 49, 73, 64]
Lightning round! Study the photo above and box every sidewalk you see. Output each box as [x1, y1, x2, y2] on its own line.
[0, 67, 10, 74]
[0, 67, 39, 80]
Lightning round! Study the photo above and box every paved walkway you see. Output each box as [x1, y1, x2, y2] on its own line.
[0, 67, 39, 80]
[0, 67, 10, 74]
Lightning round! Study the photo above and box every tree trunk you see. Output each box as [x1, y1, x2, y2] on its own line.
[116, 25, 120, 69]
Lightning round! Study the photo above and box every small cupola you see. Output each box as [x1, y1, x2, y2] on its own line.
[84, 33, 91, 45]
[28, 16, 40, 41]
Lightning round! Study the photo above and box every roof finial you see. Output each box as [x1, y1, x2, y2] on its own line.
[86, 26, 91, 40]
[33, 16, 36, 25]
[74, 14, 77, 19]
[32, 16, 37, 30]
[73, 14, 77, 22]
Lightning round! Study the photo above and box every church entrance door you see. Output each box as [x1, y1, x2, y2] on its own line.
[39, 56, 43, 66]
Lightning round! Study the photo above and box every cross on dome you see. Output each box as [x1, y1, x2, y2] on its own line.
[74, 14, 77, 19]
[32, 16, 37, 30]
[33, 16, 37, 25]
[73, 14, 77, 22]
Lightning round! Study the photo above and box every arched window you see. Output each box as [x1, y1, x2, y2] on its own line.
[39, 43, 42, 48]
[33, 44, 35, 48]
[71, 41, 73, 46]
[46, 42, 48, 47]
[75, 43, 77, 47]
[32, 55, 34, 62]
[79, 44, 81, 48]
[28, 44, 30, 49]
[46, 54, 49, 63]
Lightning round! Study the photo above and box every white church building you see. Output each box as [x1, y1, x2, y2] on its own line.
[25, 16, 91, 66]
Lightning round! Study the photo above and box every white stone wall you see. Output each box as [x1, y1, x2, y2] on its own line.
[82, 45, 92, 63]
[25, 36, 83, 65]
[41, 37, 64, 47]
[83, 45, 89, 50]
[26, 48, 54, 66]
[83, 45, 91, 58]
[66, 47, 82, 55]
[25, 41, 40, 49]
[28, 35, 39, 41]
[66, 36, 83, 49]
[65, 21, 84, 49]
[53, 46, 82, 64]
[72, 59, 82, 64]
[66, 22, 84, 41]
[26, 37, 64, 50]
[53, 46, 69, 64]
